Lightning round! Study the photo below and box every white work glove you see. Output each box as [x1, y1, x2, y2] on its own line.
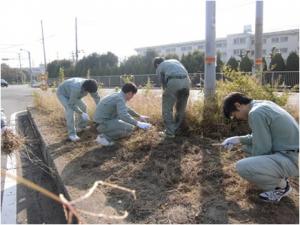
[139, 115, 150, 122]
[221, 136, 240, 150]
[137, 121, 151, 130]
[81, 112, 90, 121]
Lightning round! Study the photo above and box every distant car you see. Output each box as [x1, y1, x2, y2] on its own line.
[1, 79, 8, 87]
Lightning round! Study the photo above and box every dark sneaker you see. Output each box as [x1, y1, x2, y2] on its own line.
[259, 181, 292, 203]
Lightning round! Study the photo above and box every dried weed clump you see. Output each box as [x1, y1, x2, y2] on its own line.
[1, 129, 24, 155]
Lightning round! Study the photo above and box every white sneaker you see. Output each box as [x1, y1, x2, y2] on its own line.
[95, 135, 114, 146]
[69, 134, 80, 142]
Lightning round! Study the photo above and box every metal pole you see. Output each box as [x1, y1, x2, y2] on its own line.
[204, 0, 216, 98]
[18, 53, 22, 83]
[28, 51, 32, 84]
[255, 1, 263, 82]
[41, 20, 47, 72]
[18, 53, 22, 69]
[75, 17, 78, 64]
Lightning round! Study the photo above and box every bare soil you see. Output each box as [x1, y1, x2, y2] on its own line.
[32, 109, 299, 224]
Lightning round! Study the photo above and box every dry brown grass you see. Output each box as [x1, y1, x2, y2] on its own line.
[285, 104, 299, 122]
[33, 87, 298, 140]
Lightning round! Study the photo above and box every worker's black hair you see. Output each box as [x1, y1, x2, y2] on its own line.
[82, 79, 98, 93]
[153, 57, 165, 69]
[122, 82, 138, 94]
[223, 92, 252, 119]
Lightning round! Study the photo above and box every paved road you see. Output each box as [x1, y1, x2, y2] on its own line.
[1, 84, 34, 198]
[1, 84, 34, 120]
[1, 85, 66, 223]
[1, 85, 35, 198]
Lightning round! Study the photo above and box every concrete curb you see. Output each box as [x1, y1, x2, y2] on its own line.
[26, 108, 72, 201]
[1, 110, 27, 224]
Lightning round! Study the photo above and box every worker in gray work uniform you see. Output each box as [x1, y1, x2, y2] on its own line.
[94, 82, 151, 146]
[222, 92, 299, 203]
[57, 78, 100, 142]
[153, 57, 191, 138]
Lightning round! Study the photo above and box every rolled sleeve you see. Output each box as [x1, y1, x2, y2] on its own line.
[127, 107, 140, 118]
[116, 99, 138, 126]
[246, 111, 272, 155]
[68, 90, 83, 114]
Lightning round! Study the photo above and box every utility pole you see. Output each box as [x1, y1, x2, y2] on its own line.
[255, 1, 263, 82]
[204, 0, 216, 99]
[18, 53, 23, 83]
[20, 49, 32, 84]
[18, 53, 22, 69]
[41, 20, 47, 73]
[75, 17, 78, 64]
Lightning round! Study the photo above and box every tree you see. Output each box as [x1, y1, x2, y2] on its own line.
[165, 54, 179, 60]
[286, 52, 299, 71]
[239, 55, 253, 72]
[226, 57, 238, 71]
[119, 50, 157, 75]
[181, 51, 204, 73]
[269, 53, 285, 71]
[1, 63, 26, 83]
[74, 52, 119, 76]
[262, 57, 267, 71]
[216, 52, 224, 73]
[47, 59, 73, 78]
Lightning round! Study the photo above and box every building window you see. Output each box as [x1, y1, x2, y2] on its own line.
[234, 38, 246, 45]
[165, 48, 176, 54]
[263, 49, 266, 55]
[280, 36, 288, 42]
[233, 49, 242, 55]
[263, 39, 267, 44]
[197, 45, 203, 49]
[181, 46, 192, 51]
[280, 48, 288, 53]
[271, 37, 279, 43]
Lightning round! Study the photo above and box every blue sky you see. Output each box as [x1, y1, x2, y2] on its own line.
[0, 0, 299, 67]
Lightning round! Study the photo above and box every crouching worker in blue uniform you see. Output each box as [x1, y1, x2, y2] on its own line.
[57, 78, 100, 142]
[221, 92, 299, 203]
[94, 82, 151, 146]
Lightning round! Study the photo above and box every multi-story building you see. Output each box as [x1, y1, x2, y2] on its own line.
[135, 27, 299, 64]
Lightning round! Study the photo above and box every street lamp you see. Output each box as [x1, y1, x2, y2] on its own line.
[20, 48, 32, 85]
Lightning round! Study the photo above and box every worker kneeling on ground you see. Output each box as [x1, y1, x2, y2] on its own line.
[94, 82, 151, 146]
[153, 57, 191, 138]
[221, 92, 299, 203]
[57, 78, 100, 142]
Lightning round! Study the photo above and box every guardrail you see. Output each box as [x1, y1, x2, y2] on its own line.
[47, 71, 299, 89]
